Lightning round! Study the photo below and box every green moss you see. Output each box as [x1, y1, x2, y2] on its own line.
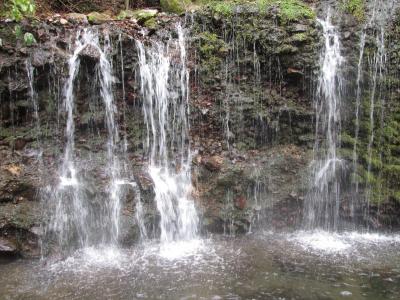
[340, 0, 365, 21]
[341, 132, 357, 148]
[198, 31, 229, 71]
[211, 1, 236, 16]
[257, 0, 315, 23]
[87, 12, 112, 24]
[160, 0, 190, 14]
[144, 17, 158, 29]
[275, 44, 298, 54]
[202, 0, 314, 21]
[289, 32, 309, 43]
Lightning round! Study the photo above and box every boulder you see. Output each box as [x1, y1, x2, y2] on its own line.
[117, 9, 158, 23]
[79, 44, 100, 61]
[66, 13, 88, 24]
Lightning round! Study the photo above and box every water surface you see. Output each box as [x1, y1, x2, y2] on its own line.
[1, 231, 400, 300]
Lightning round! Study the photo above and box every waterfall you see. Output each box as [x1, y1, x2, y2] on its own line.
[350, 0, 397, 226]
[25, 60, 43, 163]
[136, 24, 199, 243]
[45, 29, 131, 252]
[365, 0, 393, 210]
[304, 13, 344, 230]
[350, 31, 366, 222]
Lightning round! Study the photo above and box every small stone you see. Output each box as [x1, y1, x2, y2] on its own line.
[340, 291, 352, 297]
[203, 155, 224, 172]
[59, 18, 68, 25]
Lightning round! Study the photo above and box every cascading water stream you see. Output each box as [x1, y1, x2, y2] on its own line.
[46, 29, 130, 252]
[304, 12, 344, 231]
[136, 24, 199, 243]
[350, 0, 397, 224]
[351, 32, 366, 207]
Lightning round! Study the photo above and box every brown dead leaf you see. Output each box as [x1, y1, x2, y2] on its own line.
[5, 165, 22, 176]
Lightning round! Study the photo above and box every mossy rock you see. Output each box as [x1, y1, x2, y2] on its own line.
[66, 13, 88, 24]
[117, 9, 158, 23]
[144, 18, 158, 30]
[87, 12, 112, 24]
[160, 0, 190, 14]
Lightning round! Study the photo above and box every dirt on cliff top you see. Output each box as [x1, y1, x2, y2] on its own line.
[2, 0, 154, 17]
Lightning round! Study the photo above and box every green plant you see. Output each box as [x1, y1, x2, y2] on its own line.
[14, 24, 23, 38]
[340, 0, 365, 21]
[23, 32, 36, 46]
[8, 0, 35, 21]
[257, 0, 315, 23]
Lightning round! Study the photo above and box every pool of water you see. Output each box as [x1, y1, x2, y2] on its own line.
[1, 231, 400, 300]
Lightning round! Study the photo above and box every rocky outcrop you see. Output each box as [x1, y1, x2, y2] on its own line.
[1, 0, 400, 257]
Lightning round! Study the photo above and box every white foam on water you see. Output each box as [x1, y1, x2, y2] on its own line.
[290, 230, 400, 254]
[47, 246, 129, 274]
[291, 231, 350, 253]
[158, 239, 205, 260]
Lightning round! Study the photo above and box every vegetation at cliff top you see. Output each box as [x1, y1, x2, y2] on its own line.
[340, 0, 365, 21]
[202, 0, 315, 22]
[4, 0, 36, 21]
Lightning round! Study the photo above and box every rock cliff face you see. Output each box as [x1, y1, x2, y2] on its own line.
[0, 1, 399, 258]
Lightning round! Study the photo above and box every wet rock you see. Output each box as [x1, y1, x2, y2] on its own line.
[66, 13, 88, 24]
[203, 155, 224, 172]
[32, 49, 53, 67]
[0, 238, 17, 257]
[87, 12, 112, 25]
[79, 44, 100, 61]
[14, 138, 27, 151]
[234, 195, 247, 210]
[291, 24, 309, 33]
